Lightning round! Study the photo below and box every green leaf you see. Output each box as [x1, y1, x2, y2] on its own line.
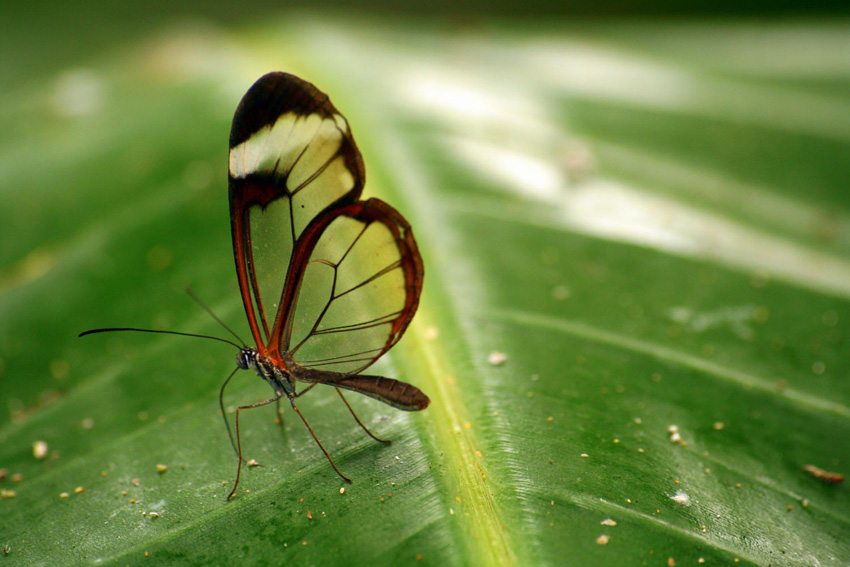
[1, 15, 849, 567]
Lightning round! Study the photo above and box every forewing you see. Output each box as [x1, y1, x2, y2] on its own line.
[228, 72, 364, 346]
[271, 198, 423, 374]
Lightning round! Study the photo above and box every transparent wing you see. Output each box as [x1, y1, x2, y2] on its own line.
[228, 73, 364, 347]
[270, 198, 423, 375]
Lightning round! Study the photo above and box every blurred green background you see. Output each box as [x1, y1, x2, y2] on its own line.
[1, 2, 849, 566]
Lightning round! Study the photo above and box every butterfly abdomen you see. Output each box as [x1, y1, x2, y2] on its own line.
[339, 374, 431, 411]
[293, 367, 429, 411]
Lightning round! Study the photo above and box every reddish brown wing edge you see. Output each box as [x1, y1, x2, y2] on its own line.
[228, 72, 365, 349]
[269, 197, 424, 371]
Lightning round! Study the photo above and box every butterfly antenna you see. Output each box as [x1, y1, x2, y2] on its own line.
[185, 287, 247, 348]
[78, 327, 243, 349]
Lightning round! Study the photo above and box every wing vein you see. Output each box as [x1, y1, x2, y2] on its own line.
[297, 347, 385, 365]
[312, 311, 401, 335]
[334, 260, 402, 300]
[291, 145, 343, 196]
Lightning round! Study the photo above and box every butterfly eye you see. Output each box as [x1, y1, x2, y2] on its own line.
[236, 349, 253, 370]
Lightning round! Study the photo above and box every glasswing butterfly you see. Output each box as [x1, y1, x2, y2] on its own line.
[81, 72, 429, 499]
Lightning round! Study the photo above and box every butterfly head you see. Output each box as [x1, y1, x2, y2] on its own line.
[236, 347, 259, 371]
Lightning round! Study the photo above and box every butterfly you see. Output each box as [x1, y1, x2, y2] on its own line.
[82, 72, 429, 499]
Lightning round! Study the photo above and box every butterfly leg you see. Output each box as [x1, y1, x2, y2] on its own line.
[277, 381, 319, 426]
[219, 367, 241, 459]
[288, 396, 352, 483]
[335, 388, 391, 444]
[227, 393, 282, 500]
[293, 383, 319, 398]
[274, 398, 283, 426]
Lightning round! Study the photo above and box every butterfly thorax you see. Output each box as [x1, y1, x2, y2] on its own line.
[236, 347, 296, 397]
